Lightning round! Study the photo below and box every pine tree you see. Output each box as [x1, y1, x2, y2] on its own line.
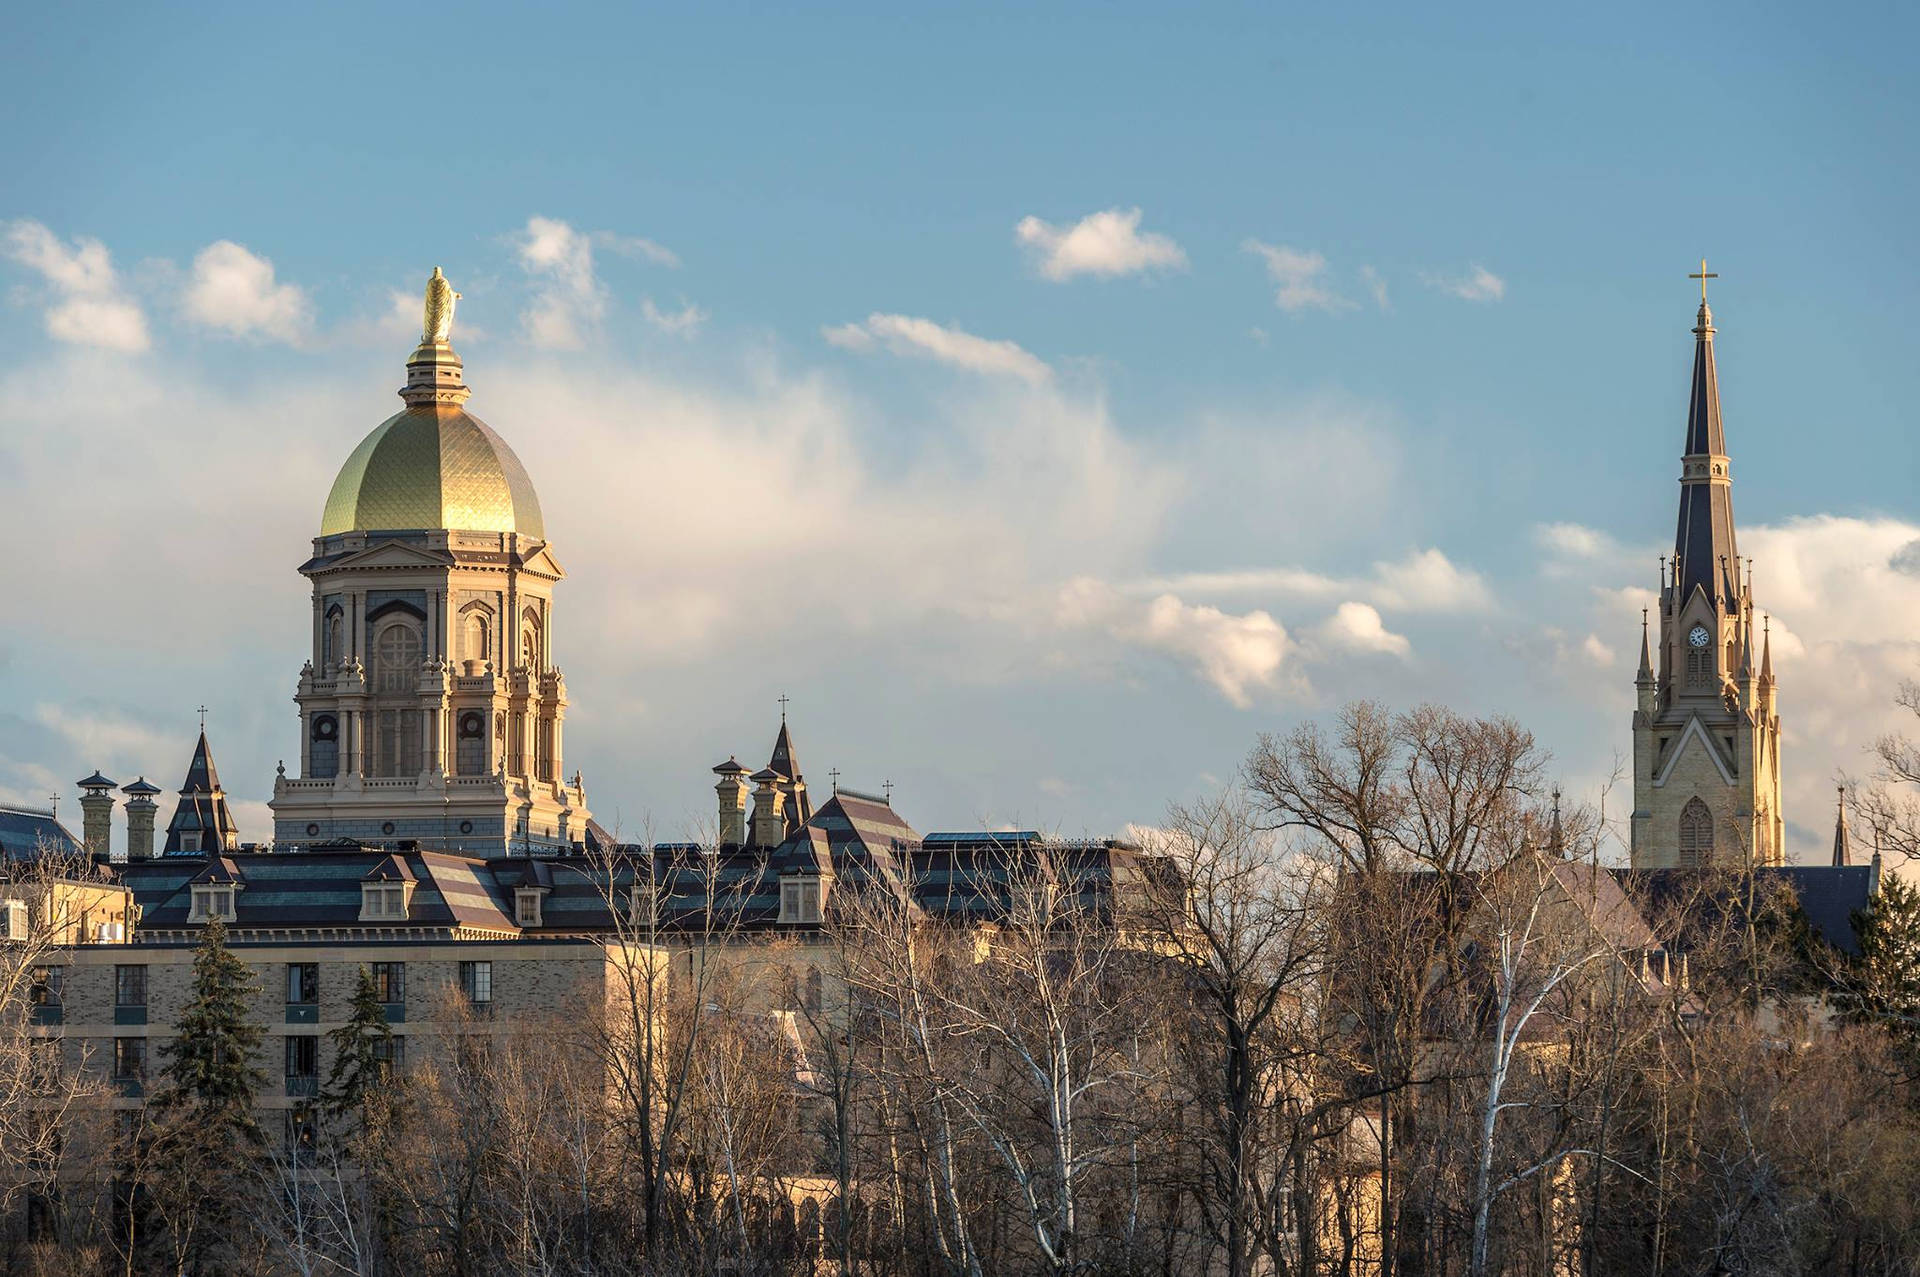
[154, 915, 266, 1136]
[1841, 873, 1920, 1056]
[323, 965, 396, 1118]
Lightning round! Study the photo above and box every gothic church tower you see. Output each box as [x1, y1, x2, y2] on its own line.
[1630, 280, 1784, 867]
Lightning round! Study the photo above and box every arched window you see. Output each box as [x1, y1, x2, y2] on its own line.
[375, 623, 421, 693]
[372, 622, 423, 777]
[310, 715, 338, 779]
[1679, 797, 1714, 867]
[462, 608, 491, 672]
[324, 607, 344, 670]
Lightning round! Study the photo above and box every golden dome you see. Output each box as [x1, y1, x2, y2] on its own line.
[319, 405, 545, 538]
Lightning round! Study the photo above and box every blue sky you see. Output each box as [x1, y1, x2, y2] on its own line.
[2, 3, 1916, 859]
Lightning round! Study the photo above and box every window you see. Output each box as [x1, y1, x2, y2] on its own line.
[373, 622, 423, 777]
[459, 961, 491, 1005]
[112, 1037, 145, 1080]
[370, 962, 405, 1004]
[515, 889, 543, 928]
[361, 883, 409, 921]
[804, 968, 823, 1014]
[286, 963, 319, 1005]
[325, 608, 344, 669]
[463, 610, 491, 670]
[285, 1035, 318, 1078]
[189, 885, 235, 923]
[30, 967, 62, 1008]
[780, 880, 824, 925]
[1679, 797, 1714, 867]
[1685, 647, 1712, 687]
[286, 1109, 318, 1165]
[115, 965, 147, 1008]
[374, 622, 421, 693]
[311, 715, 338, 779]
[457, 712, 486, 776]
[375, 709, 423, 779]
[372, 1036, 406, 1073]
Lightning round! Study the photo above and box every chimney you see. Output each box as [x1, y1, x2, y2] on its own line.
[77, 771, 117, 858]
[712, 757, 749, 846]
[123, 778, 161, 861]
[748, 769, 785, 848]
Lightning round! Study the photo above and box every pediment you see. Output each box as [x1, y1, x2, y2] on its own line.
[1653, 714, 1736, 787]
[318, 541, 455, 573]
[517, 544, 566, 579]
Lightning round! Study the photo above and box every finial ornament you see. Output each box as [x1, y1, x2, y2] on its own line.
[423, 266, 461, 345]
[1689, 258, 1718, 304]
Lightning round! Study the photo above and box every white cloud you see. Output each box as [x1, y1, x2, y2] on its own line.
[1056, 578, 1289, 708]
[516, 215, 604, 348]
[642, 297, 707, 336]
[1132, 547, 1490, 615]
[1, 219, 149, 351]
[824, 313, 1051, 384]
[1421, 264, 1506, 303]
[1244, 239, 1352, 313]
[595, 231, 681, 269]
[1361, 264, 1390, 311]
[1315, 601, 1410, 657]
[1015, 208, 1187, 281]
[183, 240, 311, 343]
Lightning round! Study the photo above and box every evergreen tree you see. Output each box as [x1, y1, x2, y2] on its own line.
[1841, 873, 1920, 1057]
[153, 915, 266, 1135]
[323, 965, 396, 1118]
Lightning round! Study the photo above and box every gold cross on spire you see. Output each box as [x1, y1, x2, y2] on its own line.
[1689, 258, 1718, 303]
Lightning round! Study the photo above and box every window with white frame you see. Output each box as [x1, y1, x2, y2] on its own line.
[459, 960, 492, 1005]
[515, 889, 543, 928]
[189, 884, 236, 923]
[780, 879, 824, 924]
[360, 882, 410, 922]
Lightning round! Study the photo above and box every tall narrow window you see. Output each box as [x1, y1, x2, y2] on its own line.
[373, 623, 424, 777]
[1679, 797, 1714, 867]
[325, 607, 344, 670]
[464, 611, 491, 671]
[310, 715, 338, 779]
[456, 712, 486, 776]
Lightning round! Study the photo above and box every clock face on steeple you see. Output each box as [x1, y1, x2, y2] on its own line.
[1688, 624, 1712, 648]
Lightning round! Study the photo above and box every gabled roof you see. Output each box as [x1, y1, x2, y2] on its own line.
[190, 857, 245, 886]
[361, 853, 415, 883]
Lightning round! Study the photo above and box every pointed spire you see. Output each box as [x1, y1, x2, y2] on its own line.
[1636, 609, 1654, 683]
[163, 729, 240, 856]
[1548, 787, 1565, 858]
[1759, 614, 1774, 684]
[1673, 268, 1740, 612]
[1831, 786, 1852, 867]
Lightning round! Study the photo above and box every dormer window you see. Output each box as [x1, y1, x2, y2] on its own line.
[515, 888, 545, 929]
[189, 885, 236, 923]
[360, 883, 411, 922]
[780, 878, 824, 925]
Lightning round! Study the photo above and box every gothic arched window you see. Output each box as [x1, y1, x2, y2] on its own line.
[1679, 797, 1714, 867]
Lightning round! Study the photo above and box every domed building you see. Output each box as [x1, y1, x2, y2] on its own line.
[270, 270, 589, 856]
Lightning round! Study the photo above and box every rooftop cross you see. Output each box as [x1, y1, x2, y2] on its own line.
[1689, 258, 1718, 303]
[882, 778, 894, 804]
[777, 693, 790, 722]
[197, 705, 208, 733]
[829, 768, 841, 792]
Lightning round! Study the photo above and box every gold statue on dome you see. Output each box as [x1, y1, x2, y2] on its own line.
[422, 266, 460, 344]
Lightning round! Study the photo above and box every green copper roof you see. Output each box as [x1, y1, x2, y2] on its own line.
[320, 406, 545, 538]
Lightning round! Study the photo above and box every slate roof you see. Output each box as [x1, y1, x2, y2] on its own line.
[0, 805, 82, 861]
[118, 850, 519, 934]
[1612, 864, 1879, 957]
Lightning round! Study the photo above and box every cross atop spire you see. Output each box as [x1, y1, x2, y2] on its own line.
[777, 693, 790, 722]
[1689, 258, 1718, 304]
[198, 704, 208, 733]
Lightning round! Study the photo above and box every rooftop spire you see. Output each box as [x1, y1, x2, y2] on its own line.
[1673, 262, 1739, 611]
[1759, 614, 1774, 684]
[1636, 609, 1654, 683]
[163, 729, 240, 855]
[1832, 786, 1852, 867]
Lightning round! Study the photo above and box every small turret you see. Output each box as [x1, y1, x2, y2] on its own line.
[748, 769, 786, 849]
[1635, 610, 1656, 714]
[76, 771, 117, 858]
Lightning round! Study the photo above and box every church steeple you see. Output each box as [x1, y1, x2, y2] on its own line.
[1673, 266, 1739, 613]
[163, 730, 240, 855]
[1831, 787, 1852, 867]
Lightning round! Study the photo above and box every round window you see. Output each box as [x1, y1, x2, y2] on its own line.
[312, 716, 336, 740]
[305, 823, 320, 837]
[459, 712, 483, 737]
[459, 820, 474, 835]
[381, 821, 396, 836]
